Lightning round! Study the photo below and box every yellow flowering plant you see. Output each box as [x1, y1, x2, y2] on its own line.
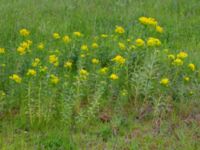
[1, 15, 199, 137]
[0, 48, 5, 54]
[9, 74, 22, 83]
[19, 28, 30, 36]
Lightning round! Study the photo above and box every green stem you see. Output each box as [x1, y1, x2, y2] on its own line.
[38, 81, 42, 124]
[28, 81, 32, 126]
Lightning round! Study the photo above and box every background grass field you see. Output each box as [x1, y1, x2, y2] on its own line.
[0, 0, 200, 149]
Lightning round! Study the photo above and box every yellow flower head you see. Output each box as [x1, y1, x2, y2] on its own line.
[160, 78, 169, 86]
[79, 69, 89, 76]
[79, 69, 89, 79]
[0, 48, 5, 54]
[32, 58, 40, 67]
[112, 55, 126, 65]
[135, 38, 145, 47]
[53, 32, 60, 39]
[99, 67, 108, 74]
[63, 35, 71, 43]
[50, 74, 59, 84]
[49, 55, 59, 66]
[115, 26, 125, 34]
[20, 41, 30, 49]
[156, 26, 164, 33]
[92, 58, 99, 64]
[177, 52, 188, 59]
[81, 44, 88, 51]
[188, 63, 195, 71]
[64, 61, 73, 68]
[17, 40, 32, 55]
[118, 42, 126, 50]
[183, 76, 190, 82]
[17, 46, 26, 55]
[147, 37, 161, 47]
[173, 58, 183, 66]
[73, 31, 82, 37]
[27, 69, 36, 76]
[37, 43, 44, 50]
[19, 28, 30, 36]
[92, 43, 99, 49]
[9, 74, 22, 83]
[139, 17, 158, 26]
[26, 40, 33, 46]
[110, 73, 119, 80]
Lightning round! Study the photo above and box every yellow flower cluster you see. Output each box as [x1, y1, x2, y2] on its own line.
[92, 58, 99, 64]
[63, 35, 71, 43]
[168, 51, 197, 76]
[115, 26, 125, 34]
[169, 52, 189, 66]
[173, 58, 183, 66]
[32, 58, 40, 67]
[99, 67, 108, 75]
[110, 73, 119, 80]
[79, 69, 89, 76]
[5, 20, 197, 103]
[112, 55, 126, 65]
[79, 69, 89, 79]
[37, 43, 44, 50]
[188, 63, 195, 71]
[64, 61, 73, 68]
[81, 44, 89, 51]
[135, 38, 145, 47]
[139, 16, 158, 26]
[183, 76, 190, 82]
[118, 42, 126, 50]
[160, 78, 169, 86]
[73, 31, 83, 37]
[20, 28, 30, 36]
[168, 54, 175, 60]
[156, 26, 164, 33]
[52, 32, 73, 44]
[139, 16, 164, 33]
[177, 51, 188, 59]
[53, 32, 60, 39]
[17, 40, 32, 55]
[147, 37, 161, 47]
[27, 69, 37, 76]
[9, 74, 22, 83]
[50, 74, 59, 84]
[49, 55, 59, 66]
[0, 48, 5, 54]
[92, 43, 99, 49]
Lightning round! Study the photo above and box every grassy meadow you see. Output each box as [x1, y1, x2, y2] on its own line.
[0, 0, 200, 149]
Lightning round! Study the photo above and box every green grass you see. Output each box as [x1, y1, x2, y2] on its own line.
[0, 0, 200, 149]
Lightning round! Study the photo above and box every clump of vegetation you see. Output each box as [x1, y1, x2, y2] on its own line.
[0, 0, 199, 149]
